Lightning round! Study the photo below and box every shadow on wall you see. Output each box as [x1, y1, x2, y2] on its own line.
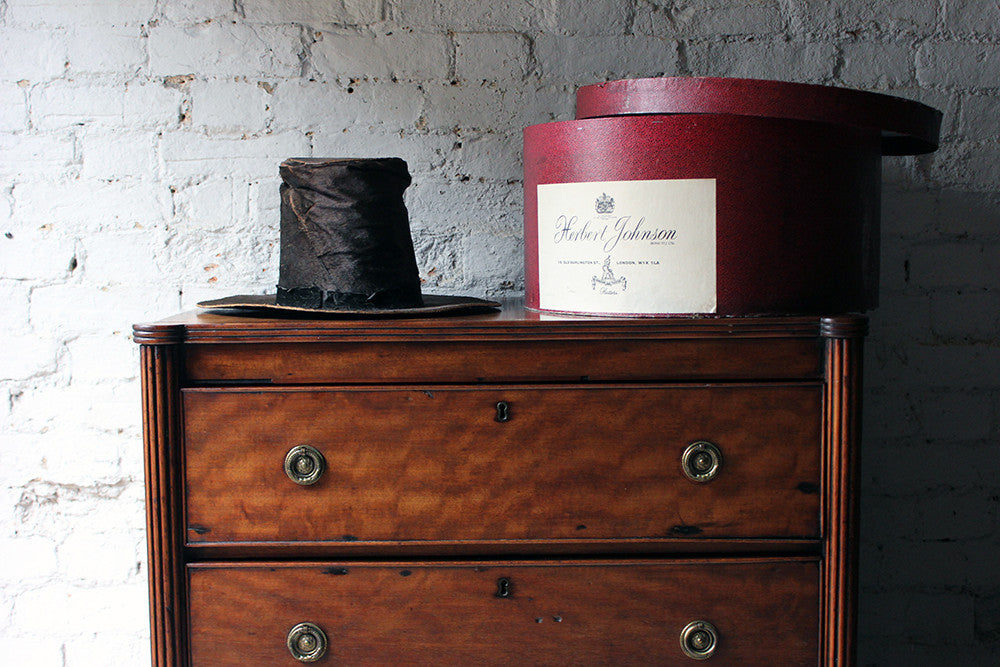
[858, 186, 1000, 664]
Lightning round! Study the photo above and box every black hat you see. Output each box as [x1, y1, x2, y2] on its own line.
[198, 157, 498, 315]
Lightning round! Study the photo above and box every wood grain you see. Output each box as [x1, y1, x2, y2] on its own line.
[188, 558, 820, 666]
[183, 384, 822, 546]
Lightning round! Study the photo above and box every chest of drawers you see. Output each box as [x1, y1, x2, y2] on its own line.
[134, 301, 864, 665]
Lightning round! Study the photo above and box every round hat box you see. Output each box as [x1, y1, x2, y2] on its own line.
[523, 77, 941, 317]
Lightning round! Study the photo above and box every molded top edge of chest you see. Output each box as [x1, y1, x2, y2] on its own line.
[133, 299, 854, 384]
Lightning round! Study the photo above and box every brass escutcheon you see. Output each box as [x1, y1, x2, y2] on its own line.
[681, 441, 722, 483]
[680, 619, 719, 660]
[284, 445, 325, 486]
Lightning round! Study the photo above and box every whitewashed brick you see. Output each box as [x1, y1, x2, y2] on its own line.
[269, 79, 423, 132]
[64, 630, 153, 667]
[79, 130, 157, 180]
[687, 39, 838, 83]
[0, 27, 68, 82]
[918, 41, 1000, 89]
[161, 0, 234, 24]
[935, 189, 1000, 237]
[59, 531, 142, 584]
[840, 41, 914, 88]
[12, 180, 169, 232]
[13, 583, 149, 637]
[243, 0, 381, 24]
[0, 536, 58, 582]
[65, 332, 139, 382]
[123, 81, 185, 129]
[554, 0, 632, 35]
[65, 24, 146, 75]
[535, 34, 680, 82]
[0, 281, 31, 335]
[635, 0, 783, 37]
[0, 83, 28, 132]
[311, 29, 451, 80]
[421, 80, 509, 131]
[148, 22, 301, 78]
[449, 132, 522, 182]
[390, 0, 555, 30]
[309, 128, 455, 176]
[462, 231, 522, 283]
[945, 0, 1000, 36]
[161, 130, 310, 178]
[959, 93, 1000, 142]
[190, 79, 271, 133]
[77, 229, 171, 286]
[0, 638, 63, 667]
[455, 32, 530, 82]
[166, 230, 277, 288]
[0, 132, 76, 180]
[31, 80, 125, 130]
[170, 178, 235, 232]
[5, 0, 155, 26]
[29, 283, 179, 337]
[0, 336, 60, 380]
[0, 227, 76, 280]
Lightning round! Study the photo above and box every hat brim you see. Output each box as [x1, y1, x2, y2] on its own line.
[196, 293, 501, 317]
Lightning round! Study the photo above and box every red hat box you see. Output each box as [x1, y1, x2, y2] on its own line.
[523, 77, 941, 317]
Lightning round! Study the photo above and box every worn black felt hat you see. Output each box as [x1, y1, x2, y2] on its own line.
[198, 157, 498, 315]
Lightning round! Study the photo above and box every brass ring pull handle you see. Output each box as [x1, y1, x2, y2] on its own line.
[284, 445, 325, 486]
[681, 441, 722, 483]
[287, 622, 328, 662]
[680, 620, 719, 660]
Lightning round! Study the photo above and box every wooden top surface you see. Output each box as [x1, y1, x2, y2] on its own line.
[133, 298, 866, 345]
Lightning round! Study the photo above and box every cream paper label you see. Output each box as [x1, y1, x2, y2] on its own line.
[537, 178, 717, 314]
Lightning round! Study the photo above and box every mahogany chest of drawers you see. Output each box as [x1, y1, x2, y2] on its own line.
[134, 301, 865, 665]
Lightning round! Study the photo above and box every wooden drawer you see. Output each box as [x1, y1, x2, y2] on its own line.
[187, 558, 819, 666]
[183, 384, 821, 549]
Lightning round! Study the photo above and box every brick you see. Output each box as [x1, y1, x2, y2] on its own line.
[0, 336, 60, 380]
[5, 0, 155, 26]
[554, 0, 633, 36]
[455, 32, 530, 82]
[881, 187, 937, 239]
[918, 41, 1000, 89]
[161, 0, 234, 24]
[0, 638, 63, 667]
[785, 0, 937, 36]
[945, 0, 1000, 36]
[65, 333, 140, 382]
[0, 280, 31, 335]
[59, 531, 143, 584]
[447, 132, 522, 183]
[462, 232, 523, 288]
[31, 79, 125, 130]
[123, 80, 185, 129]
[0, 226, 76, 281]
[12, 583, 149, 637]
[934, 189, 1000, 238]
[268, 80, 384, 132]
[686, 39, 838, 83]
[148, 22, 301, 78]
[77, 229, 171, 286]
[65, 24, 145, 74]
[12, 179, 169, 232]
[0, 536, 57, 582]
[166, 231, 276, 289]
[860, 590, 975, 648]
[959, 92, 1000, 142]
[29, 283, 180, 337]
[0, 27, 67, 82]
[64, 631, 153, 667]
[0, 132, 76, 180]
[839, 41, 915, 88]
[0, 82, 28, 132]
[170, 178, 236, 233]
[908, 241, 1000, 289]
[311, 28, 451, 81]
[536, 34, 680, 83]
[243, 0, 382, 24]
[928, 290, 1000, 343]
[389, 0, 556, 31]
[634, 0, 783, 38]
[160, 130, 310, 179]
[190, 78, 270, 133]
[917, 490, 998, 542]
[79, 130, 157, 180]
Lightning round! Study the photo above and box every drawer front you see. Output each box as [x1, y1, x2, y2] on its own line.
[188, 558, 819, 666]
[183, 385, 821, 546]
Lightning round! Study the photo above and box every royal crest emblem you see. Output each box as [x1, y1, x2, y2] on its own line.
[595, 192, 615, 214]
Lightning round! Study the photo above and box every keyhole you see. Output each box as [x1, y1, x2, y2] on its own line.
[495, 401, 510, 422]
[496, 577, 512, 598]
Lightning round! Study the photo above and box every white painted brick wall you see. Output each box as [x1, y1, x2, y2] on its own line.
[1, 1, 998, 664]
